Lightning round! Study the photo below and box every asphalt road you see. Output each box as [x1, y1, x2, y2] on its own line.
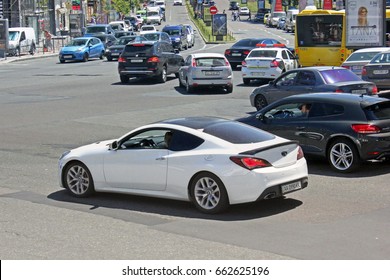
[0, 1, 389, 260]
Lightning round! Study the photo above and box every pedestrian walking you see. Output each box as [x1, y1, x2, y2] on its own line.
[248, 10, 252, 21]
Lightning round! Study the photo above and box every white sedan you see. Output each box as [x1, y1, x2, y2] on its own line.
[58, 117, 308, 214]
[178, 53, 233, 93]
[241, 45, 300, 84]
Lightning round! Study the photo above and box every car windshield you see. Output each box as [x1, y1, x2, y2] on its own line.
[123, 44, 154, 56]
[203, 122, 275, 144]
[195, 57, 226, 67]
[117, 37, 138, 45]
[273, 12, 285, 17]
[147, 12, 159, 16]
[143, 33, 160, 41]
[321, 69, 361, 83]
[165, 29, 180, 36]
[85, 26, 106, 33]
[370, 52, 390, 64]
[248, 50, 278, 58]
[67, 39, 88, 46]
[142, 26, 155, 31]
[346, 52, 381, 62]
[8, 31, 19, 40]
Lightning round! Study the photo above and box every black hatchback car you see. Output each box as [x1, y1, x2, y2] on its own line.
[224, 38, 282, 69]
[238, 93, 390, 172]
[118, 40, 184, 83]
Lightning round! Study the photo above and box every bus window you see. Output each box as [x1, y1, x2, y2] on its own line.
[297, 15, 342, 47]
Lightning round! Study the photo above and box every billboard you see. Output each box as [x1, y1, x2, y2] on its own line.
[212, 14, 227, 36]
[346, 0, 385, 47]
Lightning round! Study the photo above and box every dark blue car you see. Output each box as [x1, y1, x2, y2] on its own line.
[162, 25, 188, 51]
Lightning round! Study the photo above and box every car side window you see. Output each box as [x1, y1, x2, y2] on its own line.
[119, 129, 171, 150]
[296, 71, 316, 86]
[276, 71, 299, 86]
[287, 50, 295, 59]
[185, 55, 192, 66]
[264, 103, 302, 119]
[310, 103, 344, 117]
[169, 130, 204, 152]
[282, 50, 288, 59]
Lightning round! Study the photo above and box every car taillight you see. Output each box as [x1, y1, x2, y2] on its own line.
[243, 50, 250, 55]
[334, 89, 344, 93]
[351, 124, 381, 134]
[241, 60, 247, 67]
[361, 66, 367, 76]
[224, 58, 230, 66]
[192, 58, 197, 67]
[118, 57, 126, 63]
[147, 56, 160, 63]
[224, 49, 231, 55]
[270, 60, 279, 67]
[230, 156, 271, 170]
[297, 146, 304, 160]
[372, 85, 378, 94]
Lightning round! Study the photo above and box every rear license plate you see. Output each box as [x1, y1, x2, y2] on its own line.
[204, 71, 220, 76]
[64, 55, 72, 59]
[251, 72, 265, 76]
[131, 59, 143, 63]
[351, 89, 367, 94]
[231, 53, 241, 56]
[352, 65, 363, 71]
[373, 70, 389, 75]
[281, 181, 302, 194]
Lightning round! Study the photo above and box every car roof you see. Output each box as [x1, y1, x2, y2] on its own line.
[280, 92, 388, 106]
[298, 66, 345, 71]
[191, 53, 226, 58]
[159, 116, 232, 130]
[352, 47, 390, 53]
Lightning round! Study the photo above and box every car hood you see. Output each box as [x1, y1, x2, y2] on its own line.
[68, 139, 115, 156]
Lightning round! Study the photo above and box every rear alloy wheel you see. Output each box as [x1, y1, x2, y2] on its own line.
[157, 65, 167, 83]
[255, 94, 268, 111]
[186, 79, 194, 93]
[190, 172, 229, 214]
[63, 162, 95, 198]
[120, 75, 129, 83]
[327, 139, 361, 173]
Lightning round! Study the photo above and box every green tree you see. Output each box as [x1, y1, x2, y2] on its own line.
[112, 0, 131, 16]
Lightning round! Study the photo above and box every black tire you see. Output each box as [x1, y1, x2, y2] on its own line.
[157, 65, 167, 83]
[255, 94, 268, 111]
[120, 75, 129, 83]
[175, 72, 180, 78]
[178, 75, 185, 88]
[99, 51, 104, 59]
[29, 44, 36, 55]
[189, 172, 229, 214]
[226, 85, 233, 93]
[107, 56, 113, 61]
[186, 79, 194, 93]
[60, 59, 65, 63]
[327, 138, 361, 173]
[63, 162, 95, 198]
[83, 53, 89, 62]
[243, 78, 251, 85]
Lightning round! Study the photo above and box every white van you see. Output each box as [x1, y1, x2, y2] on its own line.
[8, 27, 37, 56]
[285, 9, 299, 33]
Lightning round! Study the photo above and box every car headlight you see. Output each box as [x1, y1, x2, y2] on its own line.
[76, 48, 84, 52]
[175, 38, 180, 42]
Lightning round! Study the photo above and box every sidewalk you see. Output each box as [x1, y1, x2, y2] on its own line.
[0, 51, 58, 64]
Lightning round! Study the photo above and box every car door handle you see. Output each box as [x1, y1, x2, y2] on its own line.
[156, 157, 166, 160]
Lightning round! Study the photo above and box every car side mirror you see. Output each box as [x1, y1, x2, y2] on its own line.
[269, 80, 275, 86]
[109, 141, 119, 150]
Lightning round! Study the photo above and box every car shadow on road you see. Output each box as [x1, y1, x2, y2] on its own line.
[174, 86, 231, 95]
[48, 190, 303, 221]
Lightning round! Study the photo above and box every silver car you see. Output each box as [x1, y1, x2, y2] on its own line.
[341, 47, 390, 77]
[178, 53, 233, 93]
[362, 50, 390, 90]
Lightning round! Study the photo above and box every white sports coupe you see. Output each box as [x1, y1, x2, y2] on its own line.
[58, 117, 308, 213]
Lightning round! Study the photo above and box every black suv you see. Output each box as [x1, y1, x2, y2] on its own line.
[118, 40, 184, 83]
[162, 25, 188, 51]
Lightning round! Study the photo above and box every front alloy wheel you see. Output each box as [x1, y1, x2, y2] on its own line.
[328, 139, 360, 172]
[255, 94, 268, 111]
[63, 162, 95, 197]
[190, 172, 229, 214]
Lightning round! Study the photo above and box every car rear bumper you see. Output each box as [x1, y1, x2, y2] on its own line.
[242, 66, 282, 79]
